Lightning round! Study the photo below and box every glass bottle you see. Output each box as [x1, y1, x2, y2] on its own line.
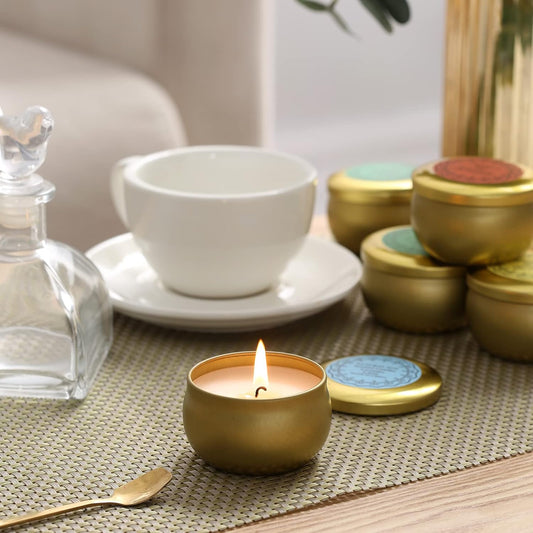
[0, 106, 113, 399]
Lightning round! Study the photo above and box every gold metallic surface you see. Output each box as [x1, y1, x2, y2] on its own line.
[323, 357, 442, 416]
[183, 352, 331, 475]
[328, 199, 411, 254]
[328, 171, 412, 204]
[362, 268, 467, 333]
[412, 158, 533, 265]
[468, 252, 533, 304]
[467, 253, 533, 362]
[327, 171, 412, 253]
[442, 0, 533, 166]
[362, 227, 465, 278]
[0, 468, 172, 529]
[411, 192, 533, 265]
[361, 227, 467, 333]
[467, 291, 533, 363]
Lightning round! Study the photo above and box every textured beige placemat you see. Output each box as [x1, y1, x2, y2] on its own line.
[1, 289, 532, 532]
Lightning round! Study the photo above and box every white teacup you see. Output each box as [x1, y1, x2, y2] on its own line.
[110, 146, 317, 298]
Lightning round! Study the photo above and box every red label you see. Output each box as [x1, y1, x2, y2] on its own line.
[433, 157, 523, 185]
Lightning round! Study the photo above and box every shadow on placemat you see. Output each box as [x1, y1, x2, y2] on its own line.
[1, 289, 532, 532]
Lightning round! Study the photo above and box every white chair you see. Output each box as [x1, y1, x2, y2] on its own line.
[0, 0, 272, 250]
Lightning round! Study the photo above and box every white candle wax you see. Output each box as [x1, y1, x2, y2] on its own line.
[194, 365, 321, 399]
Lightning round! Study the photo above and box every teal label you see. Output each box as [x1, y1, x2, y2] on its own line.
[382, 227, 428, 256]
[345, 163, 413, 182]
[326, 355, 422, 389]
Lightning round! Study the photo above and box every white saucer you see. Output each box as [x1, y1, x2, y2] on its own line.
[86, 234, 362, 332]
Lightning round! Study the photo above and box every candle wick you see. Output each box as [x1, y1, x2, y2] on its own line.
[255, 386, 267, 398]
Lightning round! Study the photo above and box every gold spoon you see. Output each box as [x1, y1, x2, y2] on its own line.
[0, 467, 172, 529]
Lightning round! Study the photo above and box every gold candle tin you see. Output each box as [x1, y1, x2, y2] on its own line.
[183, 352, 331, 475]
[412, 157, 533, 265]
[327, 163, 413, 253]
[323, 354, 442, 416]
[467, 251, 533, 363]
[361, 226, 467, 333]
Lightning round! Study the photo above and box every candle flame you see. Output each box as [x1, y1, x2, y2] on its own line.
[253, 339, 269, 390]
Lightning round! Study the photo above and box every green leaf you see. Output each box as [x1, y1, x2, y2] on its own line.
[295, 0, 330, 11]
[329, 9, 354, 34]
[380, 0, 410, 24]
[359, 0, 393, 33]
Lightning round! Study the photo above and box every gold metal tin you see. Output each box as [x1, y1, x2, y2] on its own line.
[361, 226, 467, 333]
[323, 355, 442, 415]
[467, 251, 533, 362]
[183, 352, 331, 475]
[412, 157, 533, 265]
[327, 163, 412, 253]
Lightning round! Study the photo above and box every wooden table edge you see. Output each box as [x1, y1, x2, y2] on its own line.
[233, 451, 533, 532]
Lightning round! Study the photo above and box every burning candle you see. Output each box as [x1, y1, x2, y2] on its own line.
[193, 340, 321, 399]
[183, 342, 331, 475]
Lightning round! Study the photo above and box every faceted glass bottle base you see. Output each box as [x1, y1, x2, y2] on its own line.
[0, 242, 113, 400]
[0, 327, 81, 399]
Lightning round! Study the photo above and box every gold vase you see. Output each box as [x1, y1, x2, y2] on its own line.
[443, 0, 533, 165]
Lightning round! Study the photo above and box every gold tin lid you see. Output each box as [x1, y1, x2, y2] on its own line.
[328, 163, 413, 204]
[467, 250, 533, 304]
[323, 354, 442, 415]
[412, 156, 533, 206]
[361, 226, 466, 279]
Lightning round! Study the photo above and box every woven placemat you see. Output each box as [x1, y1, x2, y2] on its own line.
[1, 289, 532, 532]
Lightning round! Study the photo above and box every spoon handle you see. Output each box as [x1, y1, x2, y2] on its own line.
[0, 498, 111, 529]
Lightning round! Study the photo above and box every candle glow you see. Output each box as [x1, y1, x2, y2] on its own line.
[253, 339, 269, 393]
[192, 343, 321, 399]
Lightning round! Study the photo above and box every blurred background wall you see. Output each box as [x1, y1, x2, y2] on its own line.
[273, 0, 447, 214]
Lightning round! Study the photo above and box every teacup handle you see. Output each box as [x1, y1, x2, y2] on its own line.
[110, 156, 142, 228]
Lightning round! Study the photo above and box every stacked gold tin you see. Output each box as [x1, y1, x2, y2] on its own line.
[467, 252, 533, 362]
[411, 157, 533, 265]
[327, 163, 413, 253]
[361, 226, 466, 333]
[357, 156, 533, 362]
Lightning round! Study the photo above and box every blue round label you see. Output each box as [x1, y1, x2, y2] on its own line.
[345, 163, 413, 182]
[326, 355, 422, 389]
[382, 227, 428, 257]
